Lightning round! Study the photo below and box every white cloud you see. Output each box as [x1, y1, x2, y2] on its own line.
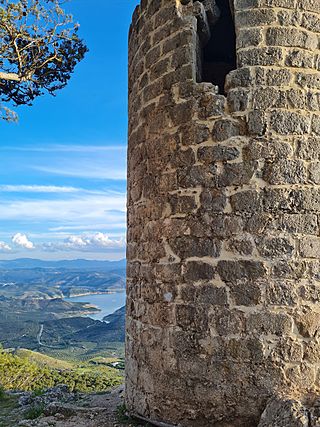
[0, 194, 126, 223]
[85, 232, 125, 248]
[0, 185, 81, 193]
[65, 235, 87, 248]
[0, 185, 110, 195]
[0, 142, 127, 260]
[12, 233, 35, 250]
[1, 144, 127, 153]
[28, 147, 127, 181]
[33, 165, 126, 180]
[0, 241, 12, 252]
[3, 142, 127, 181]
[43, 232, 125, 253]
[49, 224, 126, 232]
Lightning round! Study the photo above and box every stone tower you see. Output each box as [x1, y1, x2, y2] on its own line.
[126, 0, 320, 425]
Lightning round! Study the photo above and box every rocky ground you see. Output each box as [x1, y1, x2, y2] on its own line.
[3, 385, 320, 427]
[0, 385, 146, 427]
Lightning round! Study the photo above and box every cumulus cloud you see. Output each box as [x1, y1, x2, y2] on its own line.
[0, 241, 12, 252]
[65, 235, 87, 248]
[43, 232, 125, 253]
[85, 232, 125, 249]
[12, 233, 35, 250]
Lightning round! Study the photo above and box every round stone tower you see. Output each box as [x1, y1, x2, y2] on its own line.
[126, 0, 320, 425]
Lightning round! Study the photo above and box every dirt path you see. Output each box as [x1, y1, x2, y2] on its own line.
[36, 324, 44, 345]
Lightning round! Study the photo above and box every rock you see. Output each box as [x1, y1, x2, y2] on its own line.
[258, 398, 309, 427]
[19, 421, 51, 427]
[43, 385, 70, 400]
[44, 403, 79, 417]
[19, 393, 33, 407]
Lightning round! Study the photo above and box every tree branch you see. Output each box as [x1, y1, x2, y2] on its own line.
[0, 72, 21, 82]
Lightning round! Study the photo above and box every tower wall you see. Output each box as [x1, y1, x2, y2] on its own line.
[126, 1, 320, 425]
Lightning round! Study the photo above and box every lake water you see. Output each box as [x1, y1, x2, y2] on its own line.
[65, 292, 126, 321]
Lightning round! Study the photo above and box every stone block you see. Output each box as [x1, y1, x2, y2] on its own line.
[238, 47, 283, 67]
[209, 308, 246, 336]
[198, 145, 240, 163]
[217, 260, 266, 282]
[175, 304, 208, 331]
[212, 118, 244, 141]
[237, 28, 263, 48]
[266, 27, 318, 50]
[263, 159, 307, 184]
[270, 111, 310, 135]
[295, 308, 320, 338]
[229, 279, 263, 306]
[265, 280, 299, 306]
[237, 9, 277, 27]
[200, 188, 227, 212]
[247, 312, 293, 336]
[169, 194, 197, 215]
[230, 190, 262, 213]
[243, 138, 293, 160]
[226, 235, 254, 256]
[198, 92, 226, 119]
[183, 261, 215, 282]
[169, 236, 222, 259]
[255, 236, 295, 259]
[180, 122, 210, 146]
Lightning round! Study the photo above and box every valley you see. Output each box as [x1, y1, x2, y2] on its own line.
[0, 259, 126, 394]
[0, 258, 126, 299]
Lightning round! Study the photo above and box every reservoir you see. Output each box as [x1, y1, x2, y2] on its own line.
[65, 291, 126, 321]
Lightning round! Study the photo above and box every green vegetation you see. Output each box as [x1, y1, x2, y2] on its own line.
[0, 348, 123, 393]
[116, 403, 131, 423]
[24, 403, 45, 420]
[40, 340, 125, 361]
[32, 389, 46, 397]
[16, 349, 73, 370]
[0, 384, 6, 400]
[0, 394, 19, 427]
[0, 261, 126, 399]
[0, 0, 87, 120]
[89, 356, 125, 370]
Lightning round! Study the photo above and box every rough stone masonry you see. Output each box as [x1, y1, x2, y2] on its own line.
[126, 0, 320, 425]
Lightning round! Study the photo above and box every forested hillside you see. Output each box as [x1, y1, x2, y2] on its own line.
[0, 348, 122, 393]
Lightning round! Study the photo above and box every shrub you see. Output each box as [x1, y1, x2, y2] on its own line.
[32, 389, 45, 397]
[24, 403, 45, 420]
[0, 384, 6, 401]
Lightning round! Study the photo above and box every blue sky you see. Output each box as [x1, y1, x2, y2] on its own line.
[0, 0, 139, 260]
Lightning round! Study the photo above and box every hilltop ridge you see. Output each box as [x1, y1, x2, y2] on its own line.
[0, 258, 126, 271]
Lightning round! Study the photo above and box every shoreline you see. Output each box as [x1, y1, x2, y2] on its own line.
[66, 290, 124, 298]
[65, 292, 126, 321]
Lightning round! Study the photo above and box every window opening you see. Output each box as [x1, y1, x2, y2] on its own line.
[198, 0, 236, 95]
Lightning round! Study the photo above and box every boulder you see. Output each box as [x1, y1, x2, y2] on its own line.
[258, 398, 309, 427]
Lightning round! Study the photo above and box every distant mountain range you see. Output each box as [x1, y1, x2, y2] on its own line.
[0, 258, 126, 271]
[0, 258, 126, 300]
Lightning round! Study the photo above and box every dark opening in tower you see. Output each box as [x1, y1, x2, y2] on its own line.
[198, 0, 236, 95]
